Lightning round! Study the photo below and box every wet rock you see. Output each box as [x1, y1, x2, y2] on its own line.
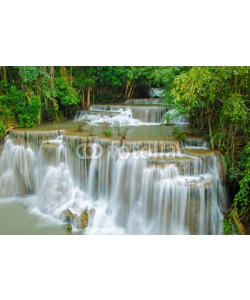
[78, 208, 89, 229]
[63, 207, 95, 229]
[66, 223, 73, 233]
[63, 209, 77, 223]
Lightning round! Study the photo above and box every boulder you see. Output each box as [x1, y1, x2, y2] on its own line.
[78, 208, 89, 229]
[63, 207, 96, 229]
[66, 223, 73, 233]
[63, 209, 77, 223]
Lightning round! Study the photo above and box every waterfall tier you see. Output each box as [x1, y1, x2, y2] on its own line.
[124, 98, 162, 105]
[75, 105, 168, 124]
[0, 129, 227, 234]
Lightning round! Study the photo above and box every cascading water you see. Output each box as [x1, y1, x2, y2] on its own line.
[163, 109, 189, 125]
[183, 138, 209, 149]
[0, 138, 35, 197]
[0, 127, 227, 234]
[124, 98, 162, 105]
[76, 104, 168, 125]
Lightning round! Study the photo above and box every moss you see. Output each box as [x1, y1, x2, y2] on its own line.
[79, 209, 89, 229]
[66, 223, 73, 233]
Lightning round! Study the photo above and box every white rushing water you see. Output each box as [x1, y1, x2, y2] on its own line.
[163, 109, 189, 125]
[75, 104, 168, 125]
[0, 127, 227, 234]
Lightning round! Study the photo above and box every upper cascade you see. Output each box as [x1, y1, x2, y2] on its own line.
[75, 103, 168, 125]
[124, 98, 162, 105]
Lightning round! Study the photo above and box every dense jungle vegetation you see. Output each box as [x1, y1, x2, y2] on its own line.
[0, 66, 249, 234]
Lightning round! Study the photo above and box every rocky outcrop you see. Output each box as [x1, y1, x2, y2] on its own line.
[63, 207, 96, 230]
[78, 208, 89, 229]
[63, 209, 78, 223]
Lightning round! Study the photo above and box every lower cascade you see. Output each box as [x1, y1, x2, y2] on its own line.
[0, 129, 228, 234]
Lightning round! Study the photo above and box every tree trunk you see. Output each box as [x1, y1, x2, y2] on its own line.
[124, 81, 130, 98]
[82, 90, 86, 110]
[87, 83, 91, 109]
[37, 96, 41, 125]
[3, 66, 7, 81]
[49, 66, 55, 90]
[130, 84, 136, 98]
[208, 113, 214, 150]
[129, 84, 134, 99]
[92, 88, 94, 103]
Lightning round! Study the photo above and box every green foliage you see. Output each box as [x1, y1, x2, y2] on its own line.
[233, 143, 250, 212]
[168, 66, 250, 234]
[103, 128, 112, 137]
[221, 93, 249, 127]
[0, 121, 6, 137]
[0, 88, 15, 137]
[100, 122, 112, 136]
[173, 126, 187, 142]
[223, 217, 237, 235]
[0, 82, 40, 128]
[55, 77, 79, 106]
[17, 96, 40, 127]
[162, 110, 187, 124]
[17, 66, 42, 83]
[163, 112, 173, 124]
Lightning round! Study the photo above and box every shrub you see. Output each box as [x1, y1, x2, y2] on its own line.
[100, 122, 112, 137]
[113, 121, 131, 139]
[103, 128, 112, 137]
[0, 83, 40, 128]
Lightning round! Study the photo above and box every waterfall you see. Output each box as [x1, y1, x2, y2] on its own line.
[75, 105, 168, 124]
[124, 98, 162, 105]
[183, 138, 209, 149]
[0, 130, 227, 234]
[0, 138, 35, 197]
[163, 109, 189, 125]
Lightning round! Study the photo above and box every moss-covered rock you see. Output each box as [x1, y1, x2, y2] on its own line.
[63, 209, 77, 223]
[78, 208, 89, 229]
[66, 223, 73, 233]
[63, 207, 96, 230]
